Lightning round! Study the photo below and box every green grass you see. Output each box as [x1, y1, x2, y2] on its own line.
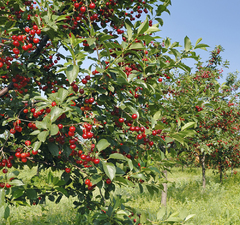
[1, 166, 240, 224]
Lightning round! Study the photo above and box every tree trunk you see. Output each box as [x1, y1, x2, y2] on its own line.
[200, 153, 206, 189]
[161, 169, 167, 206]
[220, 165, 223, 183]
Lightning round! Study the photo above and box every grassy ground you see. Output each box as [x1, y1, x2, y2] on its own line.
[1, 166, 240, 224]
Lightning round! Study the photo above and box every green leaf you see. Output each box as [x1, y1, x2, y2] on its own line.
[125, 21, 132, 42]
[37, 131, 49, 142]
[86, 37, 96, 46]
[4, 205, 10, 219]
[26, 189, 37, 200]
[195, 38, 202, 46]
[32, 141, 41, 151]
[58, 88, 69, 103]
[184, 36, 191, 51]
[137, 18, 149, 35]
[66, 65, 79, 85]
[48, 143, 59, 156]
[99, 34, 113, 42]
[102, 162, 116, 181]
[50, 107, 63, 122]
[185, 214, 196, 221]
[131, 173, 146, 181]
[127, 159, 133, 171]
[97, 139, 110, 152]
[109, 153, 126, 160]
[0, 189, 5, 206]
[195, 43, 209, 50]
[153, 111, 161, 120]
[129, 42, 145, 50]
[50, 124, 59, 136]
[9, 179, 24, 186]
[181, 122, 196, 131]
[145, 26, 160, 34]
[127, 105, 139, 119]
[157, 207, 166, 220]
[12, 189, 24, 199]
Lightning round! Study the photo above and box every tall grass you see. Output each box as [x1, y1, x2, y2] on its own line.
[1, 166, 240, 224]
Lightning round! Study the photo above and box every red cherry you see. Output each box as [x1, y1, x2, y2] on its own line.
[149, 141, 154, 146]
[87, 132, 93, 139]
[89, 3, 95, 9]
[85, 179, 90, 185]
[23, 109, 28, 113]
[25, 27, 30, 32]
[25, 140, 31, 146]
[6, 183, 11, 188]
[36, 29, 41, 35]
[94, 158, 100, 164]
[68, 131, 75, 136]
[69, 126, 76, 132]
[89, 97, 94, 104]
[33, 38, 39, 44]
[32, 150, 38, 155]
[158, 78, 162, 82]
[69, 139, 75, 144]
[65, 168, 71, 173]
[58, 124, 63, 129]
[119, 118, 124, 123]
[13, 39, 20, 47]
[70, 144, 76, 149]
[17, 35, 23, 41]
[21, 158, 27, 163]
[33, 25, 38, 30]
[74, 3, 80, 8]
[15, 152, 21, 158]
[137, 134, 142, 140]
[7, 163, 12, 168]
[22, 45, 28, 51]
[152, 130, 157, 136]
[10, 129, 16, 134]
[80, 6, 86, 13]
[51, 101, 57, 107]
[130, 126, 135, 131]
[132, 114, 137, 119]
[106, 178, 111, 184]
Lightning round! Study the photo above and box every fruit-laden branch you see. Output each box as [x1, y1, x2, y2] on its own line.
[0, 34, 49, 97]
[28, 34, 49, 62]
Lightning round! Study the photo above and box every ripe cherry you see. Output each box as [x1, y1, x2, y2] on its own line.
[93, 158, 100, 164]
[80, 6, 86, 13]
[85, 179, 90, 185]
[106, 178, 111, 184]
[119, 118, 124, 123]
[89, 3, 95, 9]
[69, 126, 76, 132]
[25, 140, 31, 146]
[58, 124, 63, 129]
[6, 183, 11, 188]
[52, 101, 57, 107]
[32, 150, 38, 155]
[33, 38, 39, 44]
[65, 168, 71, 173]
[132, 114, 137, 119]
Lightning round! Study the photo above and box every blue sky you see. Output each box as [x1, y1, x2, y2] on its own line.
[159, 0, 240, 82]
